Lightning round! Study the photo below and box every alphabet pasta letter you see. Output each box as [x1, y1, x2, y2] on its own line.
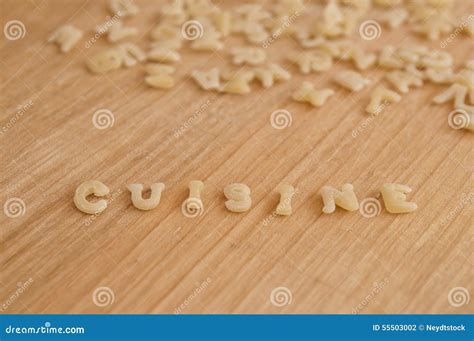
[182, 180, 204, 217]
[74, 180, 110, 214]
[224, 183, 252, 213]
[380, 183, 417, 213]
[320, 183, 359, 213]
[276, 185, 295, 216]
[127, 183, 165, 210]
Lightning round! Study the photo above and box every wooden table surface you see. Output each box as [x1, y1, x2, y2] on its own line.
[1, 0, 472, 314]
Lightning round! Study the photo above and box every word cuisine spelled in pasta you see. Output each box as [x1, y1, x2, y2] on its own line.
[73, 180, 417, 218]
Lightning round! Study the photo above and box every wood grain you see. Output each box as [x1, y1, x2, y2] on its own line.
[1, 0, 472, 314]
